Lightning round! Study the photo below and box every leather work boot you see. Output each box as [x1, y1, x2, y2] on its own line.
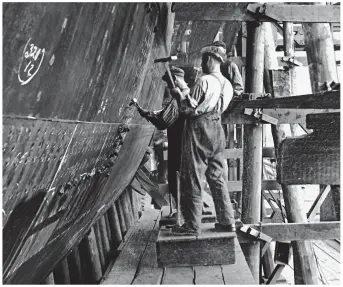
[215, 220, 244, 232]
[171, 223, 200, 236]
[214, 223, 236, 232]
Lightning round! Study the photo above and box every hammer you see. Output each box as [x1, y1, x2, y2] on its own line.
[154, 55, 178, 89]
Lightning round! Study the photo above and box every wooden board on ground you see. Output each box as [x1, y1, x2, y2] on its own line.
[221, 238, 256, 285]
[194, 266, 224, 285]
[131, 211, 163, 284]
[162, 267, 194, 284]
[101, 209, 160, 285]
[156, 223, 236, 267]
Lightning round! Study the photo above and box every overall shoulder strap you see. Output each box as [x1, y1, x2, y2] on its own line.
[209, 73, 226, 112]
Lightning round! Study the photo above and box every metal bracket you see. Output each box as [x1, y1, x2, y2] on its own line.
[239, 225, 273, 256]
[281, 56, 302, 68]
[244, 108, 279, 125]
[248, 3, 279, 26]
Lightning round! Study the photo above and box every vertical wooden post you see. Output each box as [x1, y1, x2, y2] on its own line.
[104, 212, 113, 247]
[120, 191, 133, 229]
[115, 199, 127, 235]
[128, 187, 139, 222]
[241, 21, 264, 282]
[53, 257, 71, 284]
[40, 273, 54, 284]
[227, 124, 236, 181]
[67, 246, 83, 284]
[93, 220, 105, 270]
[79, 227, 102, 284]
[265, 20, 319, 284]
[107, 204, 123, 248]
[261, 21, 279, 280]
[99, 215, 111, 265]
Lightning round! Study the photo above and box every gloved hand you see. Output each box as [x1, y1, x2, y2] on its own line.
[137, 107, 150, 118]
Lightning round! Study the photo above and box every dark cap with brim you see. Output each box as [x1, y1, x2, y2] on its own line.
[162, 66, 185, 82]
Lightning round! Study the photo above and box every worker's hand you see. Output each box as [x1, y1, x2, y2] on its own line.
[170, 87, 182, 99]
[137, 107, 149, 118]
[186, 95, 198, 108]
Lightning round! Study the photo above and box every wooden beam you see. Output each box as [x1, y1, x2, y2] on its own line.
[307, 186, 331, 221]
[222, 108, 338, 124]
[224, 90, 339, 112]
[224, 147, 274, 159]
[245, 90, 340, 110]
[174, 4, 340, 23]
[222, 56, 309, 68]
[266, 265, 286, 285]
[238, 221, 340, 242]
[246, 4, 340, 23]
[227, 180, 280, 192]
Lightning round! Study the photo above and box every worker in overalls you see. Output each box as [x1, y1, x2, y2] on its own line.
[212, 40, 244, 97]
[137, 66, 194, 204]
[170, 44, 236, 235]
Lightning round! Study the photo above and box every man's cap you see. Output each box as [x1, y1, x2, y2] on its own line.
[162, 66, 185, 82]
[212, 40, 226, 49]
[200, 45, 226, 63]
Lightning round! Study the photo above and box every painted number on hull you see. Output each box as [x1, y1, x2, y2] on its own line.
[18, 38, 45, 85]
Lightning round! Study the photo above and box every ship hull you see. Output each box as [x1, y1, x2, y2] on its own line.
[3, 3, 174, 283]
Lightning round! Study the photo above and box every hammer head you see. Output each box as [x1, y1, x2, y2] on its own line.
[154, 55, 177, 63]
[129, 98, 138, 106]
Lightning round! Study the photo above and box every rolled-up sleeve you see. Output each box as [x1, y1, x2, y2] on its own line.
[230, 62, 244, 96]
[179, 80, 205, 116]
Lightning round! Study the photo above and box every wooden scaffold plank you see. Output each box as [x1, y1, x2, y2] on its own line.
[131, 210, 163, 285]
[162, 267, 194, 285]
[101, 209, 160, 285]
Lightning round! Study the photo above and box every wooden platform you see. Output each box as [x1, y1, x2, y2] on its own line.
[101, 208, 255, 285]
[156, 223, 236, 267]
